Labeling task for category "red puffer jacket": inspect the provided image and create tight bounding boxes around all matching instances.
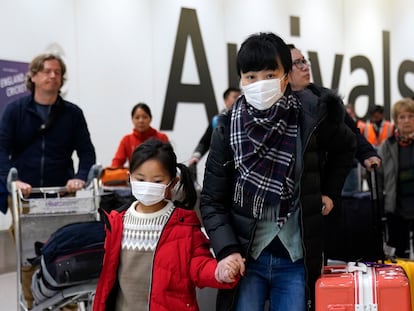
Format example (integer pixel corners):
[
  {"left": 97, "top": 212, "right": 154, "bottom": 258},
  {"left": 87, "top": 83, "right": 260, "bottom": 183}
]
[{"left": 93, "top": 205, "right": 237, "bottom": 311}]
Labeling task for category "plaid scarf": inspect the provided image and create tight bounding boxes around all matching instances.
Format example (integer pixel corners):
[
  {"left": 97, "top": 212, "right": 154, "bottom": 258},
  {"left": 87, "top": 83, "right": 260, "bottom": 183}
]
[{"left": 230, "top": 93, "right": 301, "bottom": 227}]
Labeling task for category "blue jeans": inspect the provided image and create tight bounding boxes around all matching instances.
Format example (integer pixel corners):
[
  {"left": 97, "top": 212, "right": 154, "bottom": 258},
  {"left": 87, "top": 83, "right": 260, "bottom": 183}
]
[{"left": 235, "top": 251, "right": 305, "bottom": 311}]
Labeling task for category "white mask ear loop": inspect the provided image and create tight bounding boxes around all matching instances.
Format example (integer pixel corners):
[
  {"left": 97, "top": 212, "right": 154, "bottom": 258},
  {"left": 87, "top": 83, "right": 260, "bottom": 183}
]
[
  {"left": 165, "top": 179, "right": 172, "bottom": 193},
  {"left": 280, "top": 73, "right": 288, "bottom": 93}
]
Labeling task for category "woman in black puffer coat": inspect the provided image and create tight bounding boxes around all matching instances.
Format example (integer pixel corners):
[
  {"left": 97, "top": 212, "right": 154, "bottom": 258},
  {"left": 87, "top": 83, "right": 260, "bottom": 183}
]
[{"left": 201, "top": 86, "right": 356, "bottom": 311}]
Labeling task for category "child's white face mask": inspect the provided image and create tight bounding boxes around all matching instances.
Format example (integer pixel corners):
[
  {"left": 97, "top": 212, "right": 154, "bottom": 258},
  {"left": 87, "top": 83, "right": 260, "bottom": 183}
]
[
  {"left": 241, "top": 77, "right": 285, "bottom": 110},
  {"left": 130, "top": 180, "right": 168, "bottom": 206}
]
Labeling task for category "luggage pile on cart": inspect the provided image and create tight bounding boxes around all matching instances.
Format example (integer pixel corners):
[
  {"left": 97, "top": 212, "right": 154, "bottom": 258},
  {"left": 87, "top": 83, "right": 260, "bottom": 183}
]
[
  {"left": 8, "top": 165, "right": 103, "bottom": 311},
  {"left": 30, "top": 221, "right": 105, "bottom": 306}
]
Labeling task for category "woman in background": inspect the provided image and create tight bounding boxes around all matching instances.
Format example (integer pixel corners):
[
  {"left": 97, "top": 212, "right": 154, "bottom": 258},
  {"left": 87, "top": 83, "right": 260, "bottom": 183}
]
[
  {"left": 111, "top": 103, "right": 169, "bottom": 167},
  {"left": 379, "top": 97, "right": 414, "bottom": 258}
]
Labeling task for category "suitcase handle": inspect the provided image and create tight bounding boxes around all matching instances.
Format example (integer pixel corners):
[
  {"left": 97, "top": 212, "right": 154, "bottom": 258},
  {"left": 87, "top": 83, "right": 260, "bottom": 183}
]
[
  {"left": 368, "top": 163, "right": 387, "bottom": 262},
  {"left": 369, "top": 163, "right": 378, "bottom": 201},
  {"left": 347, "top": 262, "right": 368, "bottom": 273},
  {"left": 323, "top": 266, "right": 348, "bottom": 274}
]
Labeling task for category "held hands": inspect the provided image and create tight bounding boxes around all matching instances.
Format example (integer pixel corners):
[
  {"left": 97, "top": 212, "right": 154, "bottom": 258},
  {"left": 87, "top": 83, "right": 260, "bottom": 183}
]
[{"left": 215, "top": 253, "right": 246, "bottom": 283}]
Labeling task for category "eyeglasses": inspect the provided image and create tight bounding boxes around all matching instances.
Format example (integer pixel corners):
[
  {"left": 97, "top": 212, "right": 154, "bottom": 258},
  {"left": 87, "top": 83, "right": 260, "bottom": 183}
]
[{"left": 292, "top": 58, "right": 311, "bottom": 70}]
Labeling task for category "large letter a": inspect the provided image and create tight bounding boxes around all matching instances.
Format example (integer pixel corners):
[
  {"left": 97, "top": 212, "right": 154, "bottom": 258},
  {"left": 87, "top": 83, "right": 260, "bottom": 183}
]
[{"left": 160, "top": 8, "right": 217, "bottom": 130}]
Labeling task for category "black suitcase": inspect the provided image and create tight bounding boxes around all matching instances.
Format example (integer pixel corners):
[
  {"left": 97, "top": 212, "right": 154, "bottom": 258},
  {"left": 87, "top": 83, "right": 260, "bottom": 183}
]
[{"left": 324, "top": 166, "right": 384, "bottom": 262}]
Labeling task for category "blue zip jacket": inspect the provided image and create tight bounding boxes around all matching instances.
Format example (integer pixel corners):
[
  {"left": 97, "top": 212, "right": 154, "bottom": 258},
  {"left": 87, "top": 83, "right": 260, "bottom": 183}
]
[{"left": 0, "top": 94, "right": 96, "bottom": 187}]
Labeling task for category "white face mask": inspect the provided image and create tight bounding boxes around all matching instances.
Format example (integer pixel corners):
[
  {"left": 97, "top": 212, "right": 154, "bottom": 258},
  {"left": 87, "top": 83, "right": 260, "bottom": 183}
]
[
  {"left": 241, "top": 77, "right": 285, "bottom": 110},
  {"left": 130, "top": 180, "right": 168, "bottom": 206}
]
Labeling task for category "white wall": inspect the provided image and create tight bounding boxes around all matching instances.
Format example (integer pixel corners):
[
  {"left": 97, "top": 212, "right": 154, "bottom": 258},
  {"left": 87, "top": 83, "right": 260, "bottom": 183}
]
[
  {"left": 0, "top": 1, "right": 413, "bottom": 229},
  {"left": 75, "top": 0, "right": 411, "bottom": 162}
]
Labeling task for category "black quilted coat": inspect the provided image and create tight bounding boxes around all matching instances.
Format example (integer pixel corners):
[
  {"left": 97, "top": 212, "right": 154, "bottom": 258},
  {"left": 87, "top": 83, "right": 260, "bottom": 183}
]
[{"left": 200, "top": 86, "right": 356, "bottom": 310}]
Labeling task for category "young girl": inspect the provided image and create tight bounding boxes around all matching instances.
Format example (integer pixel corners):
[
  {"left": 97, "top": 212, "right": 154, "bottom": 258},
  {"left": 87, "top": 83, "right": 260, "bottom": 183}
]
[{"left": 94, "top": 139, "right": 239, "bottom": 311}]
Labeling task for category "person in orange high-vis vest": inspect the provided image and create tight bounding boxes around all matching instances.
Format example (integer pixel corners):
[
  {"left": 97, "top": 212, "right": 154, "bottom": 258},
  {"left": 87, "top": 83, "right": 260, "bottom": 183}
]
[
  {"left": 364, "top": 105, "right": 394, "bottom": 148},
  {"left": 346, "top": 104, "right": 366, "bottom": 134}
]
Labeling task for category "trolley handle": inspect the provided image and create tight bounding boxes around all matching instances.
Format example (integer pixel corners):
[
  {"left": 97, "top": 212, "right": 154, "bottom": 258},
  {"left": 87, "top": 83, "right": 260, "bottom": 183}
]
[
  {"left": 86, "top": 163, "right": 103, "bottom": 187},
  {"left": 31, "top": 186, "right": 68, "bottom": 194},
  {"left": 7, "top": 168, "right": 69, "bottom": 196},
  {"left": 8, "top": 164, "right": 102, "bottom": 198},
  {"left": 7, "top": 167, "right": 18, "bottom": 192},
  {"left": 30, "top": 186, "right": 67, "bottom": 193}
]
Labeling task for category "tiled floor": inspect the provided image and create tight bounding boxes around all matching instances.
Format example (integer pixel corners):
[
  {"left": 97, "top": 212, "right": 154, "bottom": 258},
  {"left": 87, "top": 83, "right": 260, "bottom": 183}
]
[
  {"left": 0, "top": 230, "right": 17, "bottom": 309},
  {"left": 0, "top": 230, "right": 16, "bottom": 274},
  {"left": 0, "top": 272, "right": 17, "bottom": 309}
]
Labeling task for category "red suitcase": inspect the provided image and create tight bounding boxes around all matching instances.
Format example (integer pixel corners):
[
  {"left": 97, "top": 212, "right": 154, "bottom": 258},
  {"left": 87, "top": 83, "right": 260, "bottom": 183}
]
[{"left": 315, "top": 262, "right": 411, "bottom": 311}]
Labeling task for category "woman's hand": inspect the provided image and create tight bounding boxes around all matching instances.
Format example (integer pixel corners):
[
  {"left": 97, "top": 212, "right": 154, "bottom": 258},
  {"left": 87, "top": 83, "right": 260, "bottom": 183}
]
[{"left": 321, "top": 195, "right": 334, "bottom": 216}]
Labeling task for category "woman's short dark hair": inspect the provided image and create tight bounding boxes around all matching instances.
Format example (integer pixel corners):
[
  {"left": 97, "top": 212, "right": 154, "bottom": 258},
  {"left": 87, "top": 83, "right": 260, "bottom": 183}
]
[
  {"left": 236, "top": 32, "right": 292, "bottom": 76},
  {"left": 131, "top": 102, "right": 152, "bottom": 118}
]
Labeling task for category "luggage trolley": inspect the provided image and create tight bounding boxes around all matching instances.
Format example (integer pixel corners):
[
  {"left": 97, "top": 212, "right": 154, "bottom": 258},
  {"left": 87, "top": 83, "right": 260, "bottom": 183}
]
[{"left": 8, "top": 164, "right": 102, "bottom": 311}]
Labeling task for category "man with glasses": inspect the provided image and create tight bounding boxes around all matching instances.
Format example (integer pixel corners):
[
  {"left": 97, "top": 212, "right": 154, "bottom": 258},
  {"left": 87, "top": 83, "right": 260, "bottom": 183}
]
[
  {"left": 288, "top": 44, "right": 380, "bottom": 171},
  {"left": 288, "top": 45, "right": 385, "bottom": 267},
  {"left": 0, "top": 53, "right": 96, "bottom": 309},
  {"left": 288, "top": 46, "right": 312, "bottom": 92}
]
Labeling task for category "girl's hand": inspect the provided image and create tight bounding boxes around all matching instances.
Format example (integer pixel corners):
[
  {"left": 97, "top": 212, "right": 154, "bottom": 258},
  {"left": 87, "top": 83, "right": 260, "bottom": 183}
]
[{"left": 215, "top": 253, "right": 245, "bottom": 283}]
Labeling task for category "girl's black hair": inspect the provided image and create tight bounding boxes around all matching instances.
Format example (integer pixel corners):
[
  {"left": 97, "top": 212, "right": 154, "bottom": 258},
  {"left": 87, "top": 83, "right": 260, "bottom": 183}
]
[
  {"left": 131, "top": 102, "right": 152, "bottom": 118},
  {"left": 236, "top": 32, "right": 292, "bottom": 76},
  {"left": 129, "top": 138, "right": 197, "bottom": 209}
]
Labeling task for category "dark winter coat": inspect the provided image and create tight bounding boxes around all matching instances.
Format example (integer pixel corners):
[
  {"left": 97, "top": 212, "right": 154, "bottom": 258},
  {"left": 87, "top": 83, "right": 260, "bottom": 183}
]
[
  {"left": 308, "top": 84, "right": 378, "bottom": 165},
  {"left": 0, "top": 95, "right": 96, "bottom": 186},
  {"left": 200, "top": 88, "right": 356, "bottom": 310}
]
